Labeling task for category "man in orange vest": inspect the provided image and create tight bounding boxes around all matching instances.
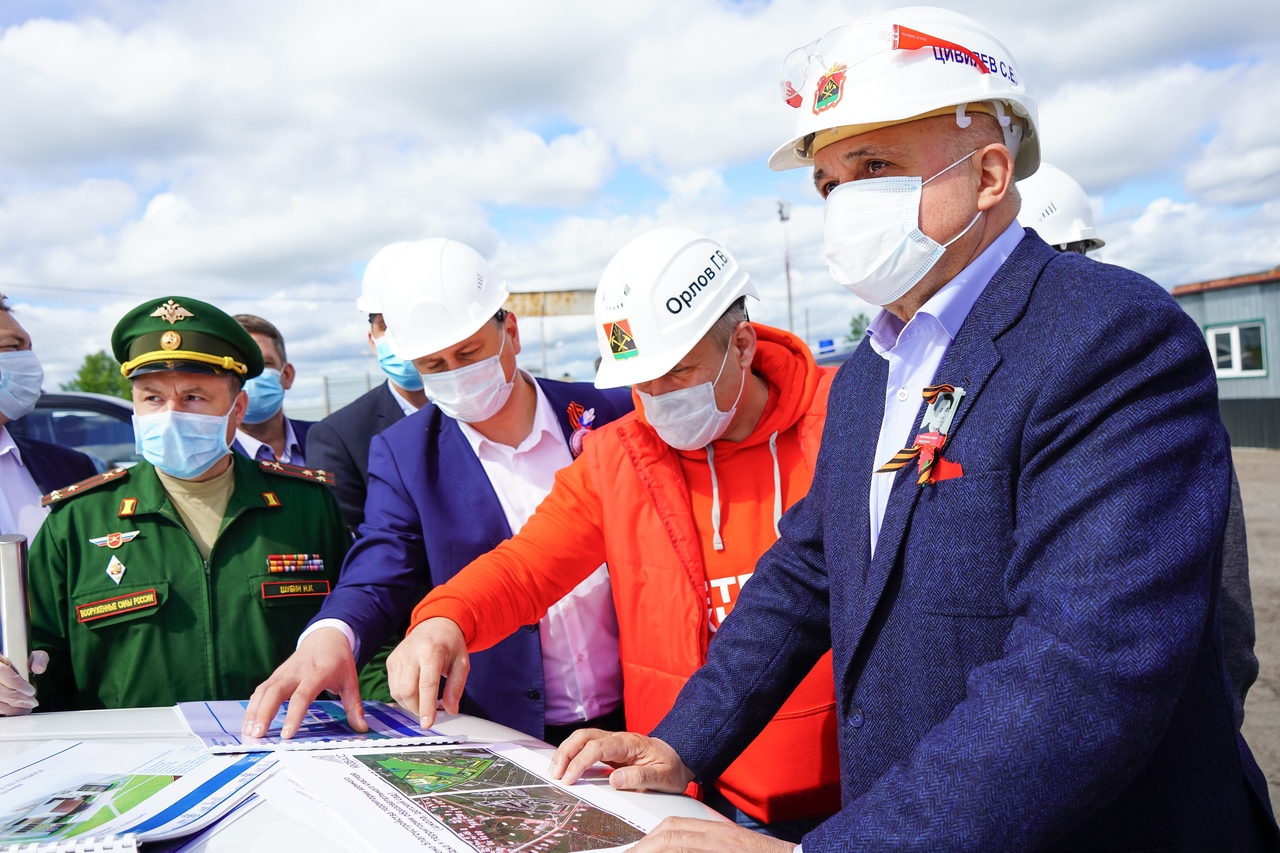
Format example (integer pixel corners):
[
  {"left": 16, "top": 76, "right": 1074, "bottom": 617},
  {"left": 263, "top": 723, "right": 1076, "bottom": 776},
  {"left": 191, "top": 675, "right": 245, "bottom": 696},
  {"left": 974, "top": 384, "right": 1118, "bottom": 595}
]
[{"left": 388, "top": 227, "right": 840, "bottom": 841}]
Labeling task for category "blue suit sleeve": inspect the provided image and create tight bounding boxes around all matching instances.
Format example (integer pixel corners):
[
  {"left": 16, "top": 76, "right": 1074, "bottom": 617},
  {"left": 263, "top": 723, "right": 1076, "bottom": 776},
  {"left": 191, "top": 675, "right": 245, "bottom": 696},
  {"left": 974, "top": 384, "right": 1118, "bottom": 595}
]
[{"left": 312, "top": 431, "right": 428, "bottom": 665}]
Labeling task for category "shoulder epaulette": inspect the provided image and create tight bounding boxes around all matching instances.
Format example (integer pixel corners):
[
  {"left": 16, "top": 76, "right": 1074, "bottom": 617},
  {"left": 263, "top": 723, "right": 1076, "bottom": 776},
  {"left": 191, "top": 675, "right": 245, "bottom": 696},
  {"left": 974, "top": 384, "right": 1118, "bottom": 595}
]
[
  {"left": 258, "top": 459, "right": 336, "bottom": 486},
  {"left": 41, "top": 467, "right": 130, "bottom": 507}
]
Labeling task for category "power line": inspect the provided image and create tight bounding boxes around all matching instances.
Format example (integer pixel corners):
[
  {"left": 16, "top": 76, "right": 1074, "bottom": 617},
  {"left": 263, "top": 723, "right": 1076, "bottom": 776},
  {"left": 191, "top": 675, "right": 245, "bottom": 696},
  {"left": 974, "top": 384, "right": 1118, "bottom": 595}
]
[{"left": 0, "top": 280, "right": 354, "bottom": 304}]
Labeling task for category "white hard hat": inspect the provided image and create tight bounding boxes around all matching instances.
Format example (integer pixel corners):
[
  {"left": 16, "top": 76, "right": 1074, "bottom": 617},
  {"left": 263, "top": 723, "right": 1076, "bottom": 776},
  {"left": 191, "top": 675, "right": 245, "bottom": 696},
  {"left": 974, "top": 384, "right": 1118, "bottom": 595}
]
[
  {"left": 1016, "top": 162, "right": 1105, "bottom": 252},
  {"left": 771, "top": 6, "right": 1040, "bottom": 179},
  {"left": 380, "top": 238, "right": 510, "bottom": 360},
  {"left": 356, "top": 241, "right": 414, "bottom": 315},
  {"left": 594, "top": 227, "right": 758, "bottom": 389}
]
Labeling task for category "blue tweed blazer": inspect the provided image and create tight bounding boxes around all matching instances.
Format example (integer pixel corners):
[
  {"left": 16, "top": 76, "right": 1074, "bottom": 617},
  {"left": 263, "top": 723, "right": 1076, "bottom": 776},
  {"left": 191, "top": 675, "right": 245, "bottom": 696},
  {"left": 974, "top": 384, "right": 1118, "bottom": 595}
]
[{"left": 652, "top": 231, "right": 1279, "bottom": 851}]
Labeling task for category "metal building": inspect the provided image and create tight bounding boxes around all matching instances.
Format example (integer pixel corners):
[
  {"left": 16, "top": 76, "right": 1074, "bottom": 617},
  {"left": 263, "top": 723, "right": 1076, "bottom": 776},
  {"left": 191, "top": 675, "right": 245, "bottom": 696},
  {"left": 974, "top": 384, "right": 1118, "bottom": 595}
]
[{"left": 1173, "top": 266, "right": 1280, "bottom": 448}]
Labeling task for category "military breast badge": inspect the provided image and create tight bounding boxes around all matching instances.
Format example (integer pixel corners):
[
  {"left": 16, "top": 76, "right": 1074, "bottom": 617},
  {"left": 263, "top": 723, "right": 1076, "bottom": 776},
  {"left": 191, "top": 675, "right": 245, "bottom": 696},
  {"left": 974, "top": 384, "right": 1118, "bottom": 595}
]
[{"left": 105, "top": 555, "right": 127, "bottom": 584}]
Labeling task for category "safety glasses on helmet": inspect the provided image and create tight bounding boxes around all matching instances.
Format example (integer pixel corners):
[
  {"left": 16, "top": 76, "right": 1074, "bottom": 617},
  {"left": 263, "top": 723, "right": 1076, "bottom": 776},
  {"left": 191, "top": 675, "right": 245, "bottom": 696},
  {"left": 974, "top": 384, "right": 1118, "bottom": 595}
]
[{"left": 780, "top": 23, "right": 992, "bottom": 109}]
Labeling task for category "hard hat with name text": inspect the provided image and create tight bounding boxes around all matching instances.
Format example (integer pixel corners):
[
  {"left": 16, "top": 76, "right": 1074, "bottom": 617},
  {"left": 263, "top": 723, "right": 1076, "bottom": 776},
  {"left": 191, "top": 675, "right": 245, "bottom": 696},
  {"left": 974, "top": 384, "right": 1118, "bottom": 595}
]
[
  {"left": 356, "top": 241, "right": 414, "bottom": 315},
  {"left": 1017, "top": 162, "right": 1105, "bottom": 252},
  {"left": 771, "top": 6, "right": 1040, "bottom": 179},
  {"left": 594, "top": 227, "right": 758, "bottom": 389},
  {"left": 380, "top": 238, "right": 510, "bottom": 360}
]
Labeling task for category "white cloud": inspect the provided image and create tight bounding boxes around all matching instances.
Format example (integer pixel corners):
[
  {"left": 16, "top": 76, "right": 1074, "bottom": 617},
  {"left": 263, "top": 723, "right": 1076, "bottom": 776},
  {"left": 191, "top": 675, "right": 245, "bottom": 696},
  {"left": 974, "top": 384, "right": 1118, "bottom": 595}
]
[{"left": 0, "top": 0, "right": 1275, "bottom": 413}]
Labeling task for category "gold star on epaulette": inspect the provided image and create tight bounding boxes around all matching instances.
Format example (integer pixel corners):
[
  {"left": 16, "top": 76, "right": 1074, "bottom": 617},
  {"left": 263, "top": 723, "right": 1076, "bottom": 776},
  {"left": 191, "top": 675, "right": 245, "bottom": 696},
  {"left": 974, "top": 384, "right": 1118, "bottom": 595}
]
[
  {"left": 42, "top": 467, "right": 130, "bottom": 507},
  {"left": 258, "top": 459, "right": 335, "bottom": 486}
]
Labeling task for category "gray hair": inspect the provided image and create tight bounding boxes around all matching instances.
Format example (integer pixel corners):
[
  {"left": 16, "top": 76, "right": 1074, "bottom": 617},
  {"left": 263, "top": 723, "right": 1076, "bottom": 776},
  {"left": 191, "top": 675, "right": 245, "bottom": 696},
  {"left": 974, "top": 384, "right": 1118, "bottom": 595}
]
[
  {"left": 708, "top": 297, "right": 749, "bottom": 350},
  {"left": 945, "top": 111, "right": 1021, "bottom": 205}
]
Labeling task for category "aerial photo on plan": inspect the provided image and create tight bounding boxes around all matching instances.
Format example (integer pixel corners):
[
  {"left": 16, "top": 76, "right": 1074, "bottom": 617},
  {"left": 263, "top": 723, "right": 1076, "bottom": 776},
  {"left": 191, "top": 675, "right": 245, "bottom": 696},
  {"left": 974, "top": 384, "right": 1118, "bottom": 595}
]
[
  {"left": 355, "top": 748, "right": 645, "bottom": 852},
  {"left": 357, "top": 748, "right": 544, "bottom": 795},
  {"left": 422, "top": 785, "right": 644, "bottom": 852}
]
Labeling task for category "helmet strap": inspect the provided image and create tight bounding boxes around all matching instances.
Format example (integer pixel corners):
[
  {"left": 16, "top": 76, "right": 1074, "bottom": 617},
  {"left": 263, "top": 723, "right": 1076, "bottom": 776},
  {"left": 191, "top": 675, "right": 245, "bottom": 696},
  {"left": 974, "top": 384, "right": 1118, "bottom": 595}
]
[{"left": 955, "top": 101, "right": 1023, "bottom": 168}]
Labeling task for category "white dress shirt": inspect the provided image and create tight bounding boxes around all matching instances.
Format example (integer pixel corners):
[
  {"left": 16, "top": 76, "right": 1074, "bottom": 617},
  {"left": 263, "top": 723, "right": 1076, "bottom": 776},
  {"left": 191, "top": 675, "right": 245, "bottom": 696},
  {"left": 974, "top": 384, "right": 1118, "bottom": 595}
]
[
  {"left": 387, "top": 378, "right": 421, "bottom": 417},
  {"left": 0, "top": 426, "right": 50, "bottom": 544},
  {"left": 866, "top": 221, "right": 1024, "bottom": 556},
  {"left": 455, "top": 376, "right": 623, "bottom": 725},
  {"left": 235, "top": 417, "right": 303, "bottom": 465}
]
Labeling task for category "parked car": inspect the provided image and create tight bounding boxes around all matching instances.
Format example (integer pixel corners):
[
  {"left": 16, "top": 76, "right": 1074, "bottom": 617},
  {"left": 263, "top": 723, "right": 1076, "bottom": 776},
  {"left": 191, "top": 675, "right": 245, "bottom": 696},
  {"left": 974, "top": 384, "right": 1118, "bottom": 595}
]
[{"left": 7, "top": 392, "right": 140, "bottom": 472}]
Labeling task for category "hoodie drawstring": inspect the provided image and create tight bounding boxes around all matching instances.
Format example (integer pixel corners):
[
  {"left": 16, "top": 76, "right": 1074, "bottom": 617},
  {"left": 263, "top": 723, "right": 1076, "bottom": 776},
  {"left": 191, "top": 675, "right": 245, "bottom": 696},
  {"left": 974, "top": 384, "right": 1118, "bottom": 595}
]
[
  {"left": 705, "top": 432, "right": 783, "bottom": 551},
  {"left": 769, "top": 431, "right": 782, "bottom": 538},
  {"left": 707, "top": 443, "right": 724, "bottom": 551}
]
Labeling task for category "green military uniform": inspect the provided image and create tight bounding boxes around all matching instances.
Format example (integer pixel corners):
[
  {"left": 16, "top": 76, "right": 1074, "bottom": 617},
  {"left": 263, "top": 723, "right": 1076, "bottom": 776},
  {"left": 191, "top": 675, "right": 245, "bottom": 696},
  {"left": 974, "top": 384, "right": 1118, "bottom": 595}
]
[
  {"left": 29, "top": 456, "right": 349, "bottom": 710},
  {"left": 26, "top": 294, "right": 350, "bottom": 710}
]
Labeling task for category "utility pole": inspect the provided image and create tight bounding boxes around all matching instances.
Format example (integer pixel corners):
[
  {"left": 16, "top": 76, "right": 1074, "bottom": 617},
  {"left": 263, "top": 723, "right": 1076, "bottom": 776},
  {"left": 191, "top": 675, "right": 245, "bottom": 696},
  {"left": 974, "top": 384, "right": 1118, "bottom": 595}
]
[{"left": 778, "top": 201, "right": 793, "bottom": 332}]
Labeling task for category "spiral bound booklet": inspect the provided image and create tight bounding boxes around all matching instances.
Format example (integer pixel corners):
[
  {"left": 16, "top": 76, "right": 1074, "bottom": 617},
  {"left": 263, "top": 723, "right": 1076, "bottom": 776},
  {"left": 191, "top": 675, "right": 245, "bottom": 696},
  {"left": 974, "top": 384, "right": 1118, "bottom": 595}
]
[
  {"left": 0, "top": 740, "right": 276, "bottom": 853},
  {"left": 177, "top": 699, "right": 461, "bottom": 753}
]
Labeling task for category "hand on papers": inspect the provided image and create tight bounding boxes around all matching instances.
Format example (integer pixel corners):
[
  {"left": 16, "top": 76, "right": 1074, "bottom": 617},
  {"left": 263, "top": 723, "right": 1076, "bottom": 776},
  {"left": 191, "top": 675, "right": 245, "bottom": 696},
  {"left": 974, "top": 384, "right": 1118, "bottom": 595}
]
[
  {"left": 628, "top": 817, "right": 798, "bottom": 852},
  {"left": 0, "top": 650, "right": 47, "bottom": 715},
  {"left": 387, "top": 616, "right": 469, "bottom": 728},
  {"left": 548, "top": 733, "right": 794, "bottom": 852},
  {"left": 243, "top": 627, "right": 366, "bottom": 738},
  {"left": 549, "top": 729, "right": 695, "bottom": 793}
]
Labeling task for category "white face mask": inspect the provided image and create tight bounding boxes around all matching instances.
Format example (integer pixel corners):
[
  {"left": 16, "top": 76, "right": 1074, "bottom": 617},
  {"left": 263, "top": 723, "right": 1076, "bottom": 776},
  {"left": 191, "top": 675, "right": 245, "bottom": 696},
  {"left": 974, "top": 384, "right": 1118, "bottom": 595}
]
[
  {"left": 0, "top": 349, "right": 44, "bottom": 421},
  {"left": 638, "top": 344, "right": 745, "bottom": 451},
  {"left": 419, "top": 331, "right": 515, "bottom": 424},
  {"left": 822, "top": 150, "right": 983, "bottom": 306}
]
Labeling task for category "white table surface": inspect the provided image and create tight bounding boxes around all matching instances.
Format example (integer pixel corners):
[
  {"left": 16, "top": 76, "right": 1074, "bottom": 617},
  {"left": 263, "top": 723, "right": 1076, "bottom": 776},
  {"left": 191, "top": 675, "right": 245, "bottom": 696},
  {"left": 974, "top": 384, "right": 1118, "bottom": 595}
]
[{"left": 0, "top": 706, "right": 723, "bottom": 850}]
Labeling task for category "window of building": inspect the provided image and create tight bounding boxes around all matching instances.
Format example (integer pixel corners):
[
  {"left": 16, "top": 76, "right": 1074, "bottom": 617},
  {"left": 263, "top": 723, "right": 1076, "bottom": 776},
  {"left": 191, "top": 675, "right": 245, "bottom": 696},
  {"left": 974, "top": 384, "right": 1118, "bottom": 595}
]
[{"left": 1206, "top": 322, "right": 1266, "bottom": 378}]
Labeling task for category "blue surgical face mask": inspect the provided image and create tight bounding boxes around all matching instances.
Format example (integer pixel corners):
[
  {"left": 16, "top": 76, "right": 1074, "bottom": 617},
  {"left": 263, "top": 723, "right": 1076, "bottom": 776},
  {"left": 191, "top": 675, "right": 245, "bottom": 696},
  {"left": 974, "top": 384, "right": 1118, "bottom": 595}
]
[
  {"left": 0, "top": 349, "right": 44, "bottom": 421},
  {"left": 376, "top": 337, "right": 424, "bottom": 392},
  {"left": 133, "top": 409, "right": 232, "bottom": 480},
  {"left": 242, "top": 368, "right": 285, "bottom": 424}
]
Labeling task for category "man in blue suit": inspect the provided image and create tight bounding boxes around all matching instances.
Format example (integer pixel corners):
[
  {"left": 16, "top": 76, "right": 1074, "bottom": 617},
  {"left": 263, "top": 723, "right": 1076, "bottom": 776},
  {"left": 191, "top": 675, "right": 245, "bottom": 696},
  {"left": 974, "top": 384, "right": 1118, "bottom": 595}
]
[
  {"left": 231, "top": 314, "right": 313, "bottom": 465},
  {"left": 305, "top": 243, "right": 429, "bottom": 533},
  {"left": 551, "top": 8, "right": 1278, "bottom": 851},
  {"left": 245, "top": 238, "right": 634, "bottom": 744}
]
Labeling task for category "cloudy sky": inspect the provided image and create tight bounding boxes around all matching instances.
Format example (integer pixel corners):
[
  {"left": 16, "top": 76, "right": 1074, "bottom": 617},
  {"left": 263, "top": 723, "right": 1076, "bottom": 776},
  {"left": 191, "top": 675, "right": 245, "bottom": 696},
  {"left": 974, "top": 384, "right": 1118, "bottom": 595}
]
[{"left": 2, "top": 0, "right": 1278, "bottom": 417}]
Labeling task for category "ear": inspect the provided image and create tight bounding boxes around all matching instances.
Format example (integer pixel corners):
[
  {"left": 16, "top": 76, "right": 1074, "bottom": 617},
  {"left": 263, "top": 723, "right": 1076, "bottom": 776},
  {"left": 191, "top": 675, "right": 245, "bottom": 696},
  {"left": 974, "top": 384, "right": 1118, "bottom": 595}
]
[
  {"left": 280, "top": 362, "right": 296, "bottom": 390},
  {"left": 367, "top": 329, "right": 378, "bottom": 356},
  {"left": 504, "top": 311, "right": 522, "bottom": 357},
  {"left": 975, "top": 143, "right": 1015, "bottom": 212},
  {"left": 732, "top": 321, "right": 757, "bottom": 370},
  {"left": 227, "top": 388, "right": 249, "bottom": 437}
]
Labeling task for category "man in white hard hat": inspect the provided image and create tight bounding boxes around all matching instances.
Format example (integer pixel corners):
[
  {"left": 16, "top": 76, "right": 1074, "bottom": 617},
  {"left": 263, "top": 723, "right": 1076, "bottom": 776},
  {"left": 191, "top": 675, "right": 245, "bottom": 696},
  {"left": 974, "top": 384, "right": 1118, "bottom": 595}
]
[
  {"left": 1018, "top": 164, "right": 1259, "bottom": 728},
  {"left": 306, "top": 243, "right": 428, "bottom": 532},
  {"left": 1016, "top": 162, "right": 1106, "bottom": 254},
  {"left": 551, "top": 8, "right": 1278, "bottom": 851},
  {"left": 244, "top": 238, "right": 634, "bottom": 743},
  {"left": 387, "top": 227, "right": 842, "bottom": 841}
]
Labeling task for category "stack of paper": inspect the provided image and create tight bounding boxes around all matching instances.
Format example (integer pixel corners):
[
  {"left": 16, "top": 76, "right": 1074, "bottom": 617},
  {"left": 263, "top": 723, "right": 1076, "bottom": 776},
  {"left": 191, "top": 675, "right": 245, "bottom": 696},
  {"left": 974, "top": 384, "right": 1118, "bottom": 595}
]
[
  {"left": 0, "top": 740, "right": 275, "bottom": 852},
  {"left": 176, "top": 700, "right": 460, "bottom": 753}
]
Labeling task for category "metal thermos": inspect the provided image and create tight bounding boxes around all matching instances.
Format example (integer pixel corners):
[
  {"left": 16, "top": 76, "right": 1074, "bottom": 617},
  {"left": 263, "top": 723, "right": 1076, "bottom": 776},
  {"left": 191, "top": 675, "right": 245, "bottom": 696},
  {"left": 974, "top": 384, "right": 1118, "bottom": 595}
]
[{"left": 0, "top": 533, "right": 30, "bottom": 682}]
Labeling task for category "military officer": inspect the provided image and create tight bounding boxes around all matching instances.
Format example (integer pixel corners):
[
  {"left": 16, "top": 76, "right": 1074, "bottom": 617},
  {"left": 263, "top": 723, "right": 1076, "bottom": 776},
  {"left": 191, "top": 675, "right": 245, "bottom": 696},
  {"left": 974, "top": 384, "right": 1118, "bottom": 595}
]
[{"left": 3, "top": 296, "right": 349, "bottom": 714}]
